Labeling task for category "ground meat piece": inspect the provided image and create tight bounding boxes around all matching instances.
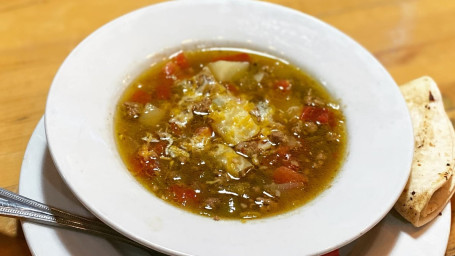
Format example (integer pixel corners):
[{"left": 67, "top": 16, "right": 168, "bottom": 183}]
[
  {"left": 291, "top": 121, "right": 304, "bottom": 135},
  {"left": 192, "top": 97, "right": 212, "bottom": 114},
  {"left": 255, "top": 197, "right": 278, "bottom": 212},
  {"left": 203, "top": 197, "right": 221, "bottom": 209},
  {"left": 289, "top": 160, "right": 300, "bottom": 169},
  {"left": 209, "top": 170, "right": 230, "bottom": 185},
  {"left": 235, "top": 141, "right": 261, "bottom": 156},
  {"left": 291, "top": 120, "right": 318, "bottom": 136},
  {"left": 194, "top": 67, "right": 215, "bottom": 88},
  {"left": 303, "top": 89, "right": 325, "bottom": 106},
  {"left": 304, "top": 96, "right": 325, "bottom": 106},
  {"left": 304, "top": 122, "right": 318, "bottom": 133},
  {"left": 249, "top": 100, "right": 275, "bottom": 124},
  {"left": 270, "top": 130, "right": 288, "bottom": 144},
  {"left": 270, "top": 130, "right": 302, "bottom": 150},
  {"left": 122, "top": 101, "right": 143, "bottom": 119},
  {"left": 261, "top": 65, "right": 273, "bottom": 74},
  {"left": 316, "top": 151, "right": 327, "bottom": 161},
  {"left": 326, "top": 131, "right": 340, "bottom": 142},
  {"left": 312, "top": 151, "right": 327, "bottom": 169}
]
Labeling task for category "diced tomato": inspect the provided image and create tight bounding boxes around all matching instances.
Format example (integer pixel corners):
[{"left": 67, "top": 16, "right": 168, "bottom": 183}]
[
  {"left": 169, "top": 185, "right": 198, "bottom": 205},
  {"left": 274, "top": 80, "right": 292, "bottom": 91},
  {"left": 152, "top": 141, "right": 167, "bottom": 156},
  {"left": 261, "top": 153, "right": 279, "bottom": 167},
  {"left": 155, "top": 84, "right": 171, "bottom": 100},
  {"left": 129, "top": 89, "right": 150, "bottom": 104},
  {"left": 143, "top": 159, "right": 159, "bottom": 177},
  {"left": 164, "top": 61, "right": 178, "bottom": 76},
  {"left": 195, "top": 126, "right": 212, "bottom": 137},
  {"left": 225, "top": 83, "right": 239, "bottom": 95},
  {"left": 157, "top": 52, "right": 190, "bottom": 99},
  {"left": 174, "top": 52, "right": 189, "bottom": 69},
  {"left": 321, "top": 249, "right": 339, "bottom": 256},
  {"left": 214, "top": 53, "right": 250, "bottom": 62},
  {"left": 130, "top": 155, "right": 159, "bottom": 177},
  {"left": 300, "top": 106, "right": 318, "bottom": 121},
  {"left": 300, "top": 106, "right": 335, "bottom": 126},
  {"left": 155, "top": 78, "right": 173, "bottom": 100},
  {"left": 169, "top": 122, "right": 182, "bottom": 136},
  {"left": 130, "top": 156, "right": 143, "bottom": 173},
  {"left": 317, "top": 110, "right": 330, "bottom": 124},
  {"left": 162, "top": 52, "right": 189, "bottom": 77},
  {"left": 273, "top": 166, "right": 308, "bottom": 184},
  {"left": 276, "top": 146, "right": 291, "bottom": 160}
]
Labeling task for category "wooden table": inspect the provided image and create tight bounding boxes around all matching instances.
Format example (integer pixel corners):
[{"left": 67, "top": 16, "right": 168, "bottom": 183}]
[{"left": 1, "top": 0, "right": 455, "bottom": 255}]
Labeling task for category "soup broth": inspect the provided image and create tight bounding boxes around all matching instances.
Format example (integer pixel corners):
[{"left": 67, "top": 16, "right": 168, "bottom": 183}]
[{"left": 114, "top": 49, "right": 346, "bottom": 220}]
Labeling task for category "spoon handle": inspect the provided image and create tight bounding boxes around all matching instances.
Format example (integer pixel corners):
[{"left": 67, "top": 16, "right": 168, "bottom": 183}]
[
  {"left": 0, "top": 188, "right": 107, "bottom": 227},
  {"left": 0, "top": 188, "right": 152, "bottom": 252}
]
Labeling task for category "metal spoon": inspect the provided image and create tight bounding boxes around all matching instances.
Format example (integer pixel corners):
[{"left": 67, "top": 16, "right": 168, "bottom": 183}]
[{"left": 0, "top": 187, "right": 162, "bottom": 255}]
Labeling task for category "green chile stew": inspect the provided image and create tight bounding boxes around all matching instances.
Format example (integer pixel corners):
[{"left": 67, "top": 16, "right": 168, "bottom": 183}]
[{"left": 114, "top": 49, "right": 347, "bottom": 220}]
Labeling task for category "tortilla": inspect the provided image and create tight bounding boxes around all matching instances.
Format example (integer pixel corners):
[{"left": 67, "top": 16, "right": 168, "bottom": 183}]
[{"left": 394, "top": 76, "right": 455, "bottom": 227}]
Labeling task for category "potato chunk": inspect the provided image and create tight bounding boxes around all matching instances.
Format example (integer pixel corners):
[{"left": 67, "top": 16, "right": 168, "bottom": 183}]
[
  {"left": 208, "top": 61, "right": 249, "bottom": 82},
  {"left": 211, "top": 144, "right": 253, "bottom": 178},
  {"left": 139, "top": 103, "right": 165, "bottom": 127}
]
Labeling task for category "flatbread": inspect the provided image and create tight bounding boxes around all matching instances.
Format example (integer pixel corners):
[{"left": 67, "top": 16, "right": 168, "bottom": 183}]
[{"left": 394, "top": 76, "right": 455, "bottom": 227}]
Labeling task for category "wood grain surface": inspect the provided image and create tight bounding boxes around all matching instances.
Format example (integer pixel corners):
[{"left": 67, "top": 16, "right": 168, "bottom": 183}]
[{"left": 1, "top": 0, "right": 455, "bottom": 255}]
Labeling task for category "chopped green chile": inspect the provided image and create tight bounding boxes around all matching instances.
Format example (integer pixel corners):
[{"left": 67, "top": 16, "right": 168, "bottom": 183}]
[{"left": 114, "top": 49, "right": 347, "bottom": 220}]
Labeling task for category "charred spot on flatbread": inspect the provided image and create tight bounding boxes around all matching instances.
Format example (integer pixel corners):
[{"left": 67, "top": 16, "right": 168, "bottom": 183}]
[{"left": 429, "top": 91, "right": 435, "bottom": 102}]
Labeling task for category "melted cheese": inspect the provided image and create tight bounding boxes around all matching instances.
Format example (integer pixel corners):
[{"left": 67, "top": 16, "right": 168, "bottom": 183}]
[{"left": 210, "top": 100, "right": 260, "bottom": 145}]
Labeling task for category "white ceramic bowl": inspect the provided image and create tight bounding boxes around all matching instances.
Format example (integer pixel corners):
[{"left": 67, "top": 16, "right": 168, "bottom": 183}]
[{"left": 45, "top": 1, "right": 414, "bottom": 255}]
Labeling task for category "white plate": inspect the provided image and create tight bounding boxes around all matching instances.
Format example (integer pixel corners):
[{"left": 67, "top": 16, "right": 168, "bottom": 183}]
[
  {"left": 19, "top": 118, "right": 152, "bottom": 256},
  {"left": 44, "top": 1, "right": 414, "bottom": 255},
  {"left": 20, "top": 118, "right": 451, "bottom": 255}
]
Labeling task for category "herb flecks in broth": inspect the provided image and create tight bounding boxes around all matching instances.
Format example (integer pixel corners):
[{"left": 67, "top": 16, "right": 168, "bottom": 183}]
[{"left": 114, "top": 49, "right": 346, "bottom": 220}]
